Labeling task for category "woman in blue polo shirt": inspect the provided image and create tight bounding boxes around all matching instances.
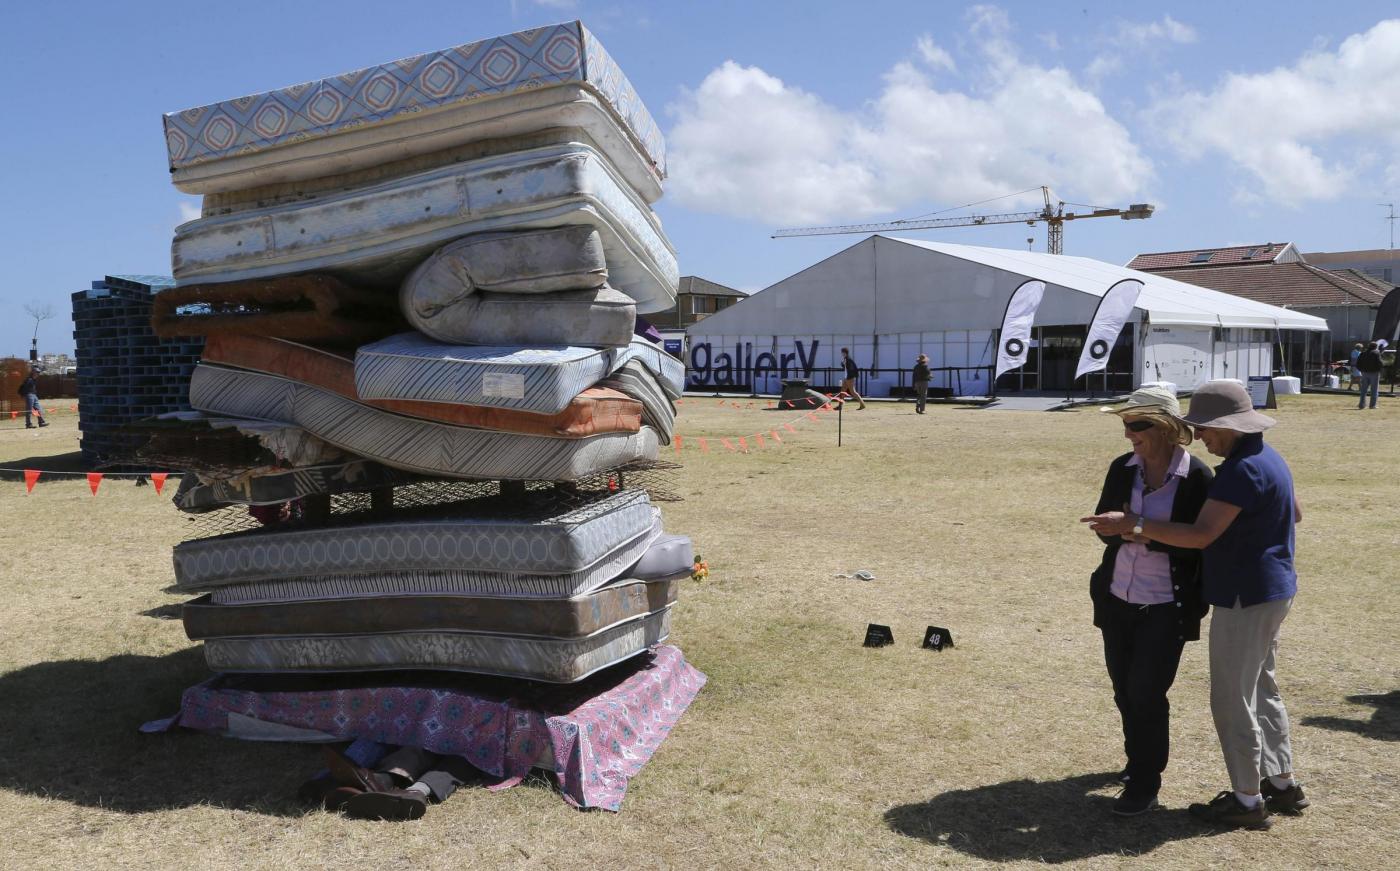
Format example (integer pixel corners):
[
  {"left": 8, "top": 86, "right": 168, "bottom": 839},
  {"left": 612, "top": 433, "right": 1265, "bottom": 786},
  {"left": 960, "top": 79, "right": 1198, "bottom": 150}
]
[{"left": 1083, "top": 379, "right": 1304, "bottom": 830}]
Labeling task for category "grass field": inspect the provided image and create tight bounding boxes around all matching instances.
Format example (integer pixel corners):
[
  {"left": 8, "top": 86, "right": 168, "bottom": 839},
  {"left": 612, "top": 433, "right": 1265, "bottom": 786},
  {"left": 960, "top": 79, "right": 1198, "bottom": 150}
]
[{"left": 1, "top": 393, "right": 1396, "bottom": 869}]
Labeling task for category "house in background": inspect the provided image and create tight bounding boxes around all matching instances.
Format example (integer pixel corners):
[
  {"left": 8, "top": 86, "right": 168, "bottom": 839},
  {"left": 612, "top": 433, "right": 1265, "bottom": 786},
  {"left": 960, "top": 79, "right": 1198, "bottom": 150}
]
[
  {"left": 649, "top": 276, "right": 747, "bottom": 359},
  {"left": 1305, "top": 248, "right": 1400, "bottom": 284},
  {"left": 1128, "top": 243, "right": 1394, "bottom": 365}
]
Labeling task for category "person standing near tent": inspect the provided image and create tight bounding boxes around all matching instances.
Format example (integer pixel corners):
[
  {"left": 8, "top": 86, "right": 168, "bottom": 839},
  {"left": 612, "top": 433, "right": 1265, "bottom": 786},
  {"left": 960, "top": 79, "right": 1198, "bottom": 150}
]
[
  {"left": 1348, "top": 343, "right": 1363, "bottom": 390},
  {"left": 18, "top": 369, "right": 47, "bottom": 429},
  {"left": 839, "top": 348, "right": 866, "bottom": 410},
  {"left": 1083, "top": 380, "right": 1305, "bottom": 830},
  {"left": 1085, "top": 386, "right": 1211, "bottom": 817},
  {"left": 912, "top": 354, "right": 931, "bottom": 414},
  {"left": 1355, "top": 341, "right": 1382, "bottom": 409}
]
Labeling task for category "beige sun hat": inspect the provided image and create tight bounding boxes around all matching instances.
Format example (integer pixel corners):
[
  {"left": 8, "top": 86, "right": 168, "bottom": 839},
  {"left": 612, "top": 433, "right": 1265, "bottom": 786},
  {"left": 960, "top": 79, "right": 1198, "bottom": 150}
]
[
  {"left": 1101, "top": 384, "right": 1191, "bottom": 444},
  {"left": 1177, "top": 379, "right": 1275, "bottom": 433}
]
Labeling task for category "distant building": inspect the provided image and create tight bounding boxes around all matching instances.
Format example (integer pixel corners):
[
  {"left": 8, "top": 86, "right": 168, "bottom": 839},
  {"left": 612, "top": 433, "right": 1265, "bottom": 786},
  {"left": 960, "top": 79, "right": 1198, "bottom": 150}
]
[
  {"left": 648, "top": 276, "right": 747, "bottom": 330},
  {"left": 1304, "top": 248, "right": 1400, "bottom": 284},
  {"left": 1129, "top": 243, "right": 1394, "bottom": 360}
]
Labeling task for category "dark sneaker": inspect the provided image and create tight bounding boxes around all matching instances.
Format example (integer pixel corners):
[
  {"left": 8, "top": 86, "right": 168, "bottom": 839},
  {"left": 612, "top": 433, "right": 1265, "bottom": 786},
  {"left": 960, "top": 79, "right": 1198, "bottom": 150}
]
[
  {"left": 344, "top": 788, "right": 429, "bottom": 821},
  {"left": 1112, "top": 789, "right": 1159, "bottom": 817},
  {"left": 38, "top": 420, "right": 48, "bottom": 427},
  {"left": 1188, "top": 790, "right": 1271, "bottom": 829},
  {"left": 1260, "top": 778, "right": 1310, "bottom": 814}
]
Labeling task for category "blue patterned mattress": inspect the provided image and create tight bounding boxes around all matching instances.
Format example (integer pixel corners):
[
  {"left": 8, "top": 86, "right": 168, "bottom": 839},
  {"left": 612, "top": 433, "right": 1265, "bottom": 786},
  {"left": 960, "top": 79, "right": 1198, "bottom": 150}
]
[
  {"left": 175, "top": 488, "right": 655, "bottom": 589},
  {"left": 163, "top": 22, "right": 666, "bottom": 203},
  {"left": 200, "top": 606, "right": 672, "bottom": 683},
  {"left": 189, "top": 363, "right": 657, "bottom": 480},
  {"left": 170, "top": 141, "right": 677, "bottom": 313}
]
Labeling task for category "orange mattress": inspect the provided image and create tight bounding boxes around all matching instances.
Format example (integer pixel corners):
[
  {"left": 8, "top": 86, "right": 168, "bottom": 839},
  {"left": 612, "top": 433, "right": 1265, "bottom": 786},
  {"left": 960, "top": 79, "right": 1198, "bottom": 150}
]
[{"left": 200, "top": 334, "right": 642, "bottom": 438}]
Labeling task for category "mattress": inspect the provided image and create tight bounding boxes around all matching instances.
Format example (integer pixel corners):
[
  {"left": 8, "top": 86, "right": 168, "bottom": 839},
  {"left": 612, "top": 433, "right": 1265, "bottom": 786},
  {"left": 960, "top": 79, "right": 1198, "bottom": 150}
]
[
  {"left": 600, "top": 360, "right": 676, "bottom": 445},
  {"left": 184, "top": 573, "right": 683, "bottom": 640},
  {"left": 151, "top": 274, "right": 405, "bottom": 343},
  {"left": 172, "top": 460, "right": 420, "bottom": 512},
  {"left": 201, "top": 606, "right": 672, "bottom": 683},
  {"left": 188, "top": 364, "right": 658, "bottom": 480},
  {"left": 408, "top": 285, "right": 636, "bottom": 348},
  {"left": 200, "top": 334, "right": 642, "bottom": 437},
  {"left": 164, "top": 22, "right": 666, "bottom": 202},
  {"left": 617, "top": 338, "right": 685, "bottom": 398},
  {"left": 626, "top": 533, "right": 694, "bottom": 580},
  {"left": 174, "top": 488, "right": 655, "bottom": 589},
  {"left": 207, "top": 515, "right": 664, "bottom": 604},
  {"left": 170, "top": 141, "right": 678, "bottom": 314}
]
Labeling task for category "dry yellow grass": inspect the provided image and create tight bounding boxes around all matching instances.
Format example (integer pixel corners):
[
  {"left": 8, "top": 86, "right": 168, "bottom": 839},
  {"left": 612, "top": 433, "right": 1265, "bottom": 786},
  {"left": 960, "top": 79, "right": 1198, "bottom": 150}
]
[{"left": 1, "top": 394, "right": 1396, "bottom": 869}]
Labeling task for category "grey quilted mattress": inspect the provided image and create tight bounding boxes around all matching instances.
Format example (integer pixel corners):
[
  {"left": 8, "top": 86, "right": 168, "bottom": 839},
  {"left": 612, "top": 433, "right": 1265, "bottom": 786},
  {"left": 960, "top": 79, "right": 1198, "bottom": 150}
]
[
  {"left": 188, "top": 363, "right": 657, "bottom": 480},
  {"left": 174, "top": 488, "right": 656, "bottom": 590},
  {"left": 206, "top": 515, "right": 664, "bottom": 604},
  {"left": 201, "top": 606, "right": 672, "bottom": 683},
  {"left": 163, "top": 22, "right": 666, "bottom": 203},
  {"left": 170, "top": 141, "right": 677, "bottom": 313},
  {"left": 355, "top": 334, "right": 679, "bottom": 415}
]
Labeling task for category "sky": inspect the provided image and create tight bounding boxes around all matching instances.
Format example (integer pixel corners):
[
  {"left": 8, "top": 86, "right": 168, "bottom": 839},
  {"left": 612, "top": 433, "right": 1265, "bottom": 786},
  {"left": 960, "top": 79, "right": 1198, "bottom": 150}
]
[{"left": 3, "top": 0, "right": 1399, "bottom": 356}]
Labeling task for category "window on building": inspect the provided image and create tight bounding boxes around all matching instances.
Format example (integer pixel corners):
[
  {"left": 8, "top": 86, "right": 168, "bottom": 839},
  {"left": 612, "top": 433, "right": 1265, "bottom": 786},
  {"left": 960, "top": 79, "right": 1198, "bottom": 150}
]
[
  {"left": 1191, "top": 252, "right": 1213, "bottom": 263},
  {"left": 1242, "top": 248, "right": 1259, "bottom": 259}
]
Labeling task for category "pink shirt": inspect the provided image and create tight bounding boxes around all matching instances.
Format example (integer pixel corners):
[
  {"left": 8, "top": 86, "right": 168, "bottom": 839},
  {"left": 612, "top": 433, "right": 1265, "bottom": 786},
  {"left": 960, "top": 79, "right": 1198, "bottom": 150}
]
[{"left": 1110, "top": 446, "right": 1192, "bottom": 605}]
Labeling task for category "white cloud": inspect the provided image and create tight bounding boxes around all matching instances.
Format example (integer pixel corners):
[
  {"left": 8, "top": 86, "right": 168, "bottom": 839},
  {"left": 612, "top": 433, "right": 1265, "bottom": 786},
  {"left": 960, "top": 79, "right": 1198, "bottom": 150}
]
[
  {"left": 177, "top": 200, "right": 201, "bottom": 224},
  {"left": 1114, "top": 15, "right": 1197, "bottom": 46},
  {"left": 532, "top": 0, "right": 578, "bottom": 9},
  {"left": 916, "top": 35, "right": 956, "bottom": 72},
  {"left": 667, "top": 15, "right": 1153, "bottom": 226},
  {"left": 1038, "top": 31, "right": 1061, "bottom": 52},
  {"left": 1147, "top": 19, "right": 1400, "bottom": 205}
]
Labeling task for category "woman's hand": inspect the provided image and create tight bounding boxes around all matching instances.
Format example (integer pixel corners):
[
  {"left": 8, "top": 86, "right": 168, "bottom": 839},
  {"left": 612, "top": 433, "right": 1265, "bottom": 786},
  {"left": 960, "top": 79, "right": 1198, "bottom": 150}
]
[{"left": 1081, "top": 510, "right": 1135, "bottom": 536}]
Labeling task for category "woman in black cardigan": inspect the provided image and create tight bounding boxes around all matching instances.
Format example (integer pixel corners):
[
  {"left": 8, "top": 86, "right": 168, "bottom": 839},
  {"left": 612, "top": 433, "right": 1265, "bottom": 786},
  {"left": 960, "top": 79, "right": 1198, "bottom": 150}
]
[{"left": 1088, "top": 386, "right": 1212, "bottom": 817}]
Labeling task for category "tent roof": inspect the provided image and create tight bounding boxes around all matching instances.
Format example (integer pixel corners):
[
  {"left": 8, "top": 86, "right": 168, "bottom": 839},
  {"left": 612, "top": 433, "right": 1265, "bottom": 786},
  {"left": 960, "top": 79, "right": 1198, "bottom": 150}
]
[{"left": 886, "top": 237, "right": 1329, "bottom": 331}]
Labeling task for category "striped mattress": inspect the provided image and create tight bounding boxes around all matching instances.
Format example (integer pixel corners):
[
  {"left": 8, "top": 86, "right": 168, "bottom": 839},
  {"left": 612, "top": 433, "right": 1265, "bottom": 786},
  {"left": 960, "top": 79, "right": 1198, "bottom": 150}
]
[
  {"left": 200, "top": 334, "right": 643, "bottom": 437},
  {"left": 163, "top": 22, "right": 666, "bottom": 203},
  {"left": 200, "top": 606, "right": 672, "bottom": 683},
  {"left": 188, "top": 363, "right": 658, "bottom": 480},
  {"left": 601, "top": 360, "right": 676, "bottom": 445},
  {"left": 174, "top": 489, "right": 656, "bottom": 589},
  {"left": 170, "top": 141, "right": 678, "bottom": 313}
]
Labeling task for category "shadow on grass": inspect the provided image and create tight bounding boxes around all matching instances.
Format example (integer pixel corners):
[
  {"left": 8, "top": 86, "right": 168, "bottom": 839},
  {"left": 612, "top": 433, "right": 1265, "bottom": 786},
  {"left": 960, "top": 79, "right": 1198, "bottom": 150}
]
[
  {"left": 1302, "top": 690, "right": 1400, "bottom": 741},
  {"left": 0, "top": 450, "right": 89, "bottom": 480},
  {"left": 0, "top": 648, "right": 315, "bottom": 816},
  {"left": 885, "top": 772, "right": 1220, "bottom": 863}
]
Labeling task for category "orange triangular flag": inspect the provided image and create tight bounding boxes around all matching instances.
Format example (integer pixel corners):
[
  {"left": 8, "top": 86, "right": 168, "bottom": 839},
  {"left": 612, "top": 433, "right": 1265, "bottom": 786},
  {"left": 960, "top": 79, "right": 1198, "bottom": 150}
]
[
  {"left": 699, "top": 438, "right": 709, "bottom": 453},
  {"left": 87, "top": 472, "right": 103, "bottom": 495},
  {"left": 738, "top": 436, "right": 749, "bottom": 453},
  {"left": 9, "top": 411, "right": 16, "bottom": 420},
  {"left": 771, "top": 430, "right": 782, "bottom": 443},
  {"left": 673, "top": 435, "right": 683, "bottom": 455},
  {"left": 784, "top": 422, "right": 796, "bottom": 433},
  {"left": 70, "top": 404, "right": 77, "bottom": 412},
  {"left": 152, "top": 472, "right": 168, "bottom": 495},
  {"left": 721, "top": 438, "right": 736, "bottom": 452},
  {"left": 807, "top": 413, "right": 818, "bottom": 422},
  {"left": 23, "top": 469, "right": 39, "bottom": 493},
  {"left": 753, "top": 434, "right": 765, "bottom": 449}
]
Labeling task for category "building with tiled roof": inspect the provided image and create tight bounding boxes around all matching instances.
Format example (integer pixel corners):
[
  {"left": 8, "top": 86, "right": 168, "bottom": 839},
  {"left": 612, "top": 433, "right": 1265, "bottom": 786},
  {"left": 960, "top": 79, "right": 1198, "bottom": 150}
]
[
  {"left": 649, "top": 276, "right": 747, "bottom": 330},
  {"left": 1302, "top": 248, "right": 1400, "bottom": 284},
  {"left": 1127, "top": 243, "right": 1302, "bottom": 271}
]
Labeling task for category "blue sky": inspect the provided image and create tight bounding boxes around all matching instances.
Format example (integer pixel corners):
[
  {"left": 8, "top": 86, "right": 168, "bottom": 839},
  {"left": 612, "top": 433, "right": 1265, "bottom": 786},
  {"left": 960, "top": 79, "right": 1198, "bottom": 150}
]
[{"left": 4, "top": 0, "right": 1398, "bottom": 356}]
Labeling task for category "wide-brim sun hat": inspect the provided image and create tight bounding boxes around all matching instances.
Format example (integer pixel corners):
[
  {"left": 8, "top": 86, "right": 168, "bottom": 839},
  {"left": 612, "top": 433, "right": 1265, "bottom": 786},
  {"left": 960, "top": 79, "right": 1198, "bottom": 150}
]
[
  {"left": 1176, "top": 379, "right": 1275, "bottom": 433},
  {"left": 1101, "top": 384, "right": 1192, "bottom": 444}
]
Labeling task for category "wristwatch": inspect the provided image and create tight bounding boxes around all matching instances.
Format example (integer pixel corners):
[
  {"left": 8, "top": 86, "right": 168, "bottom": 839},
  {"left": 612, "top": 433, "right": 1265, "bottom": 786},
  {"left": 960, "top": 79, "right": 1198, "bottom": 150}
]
[{"left": 1131, "top": 515, "right": 1145, "bottom": 537}]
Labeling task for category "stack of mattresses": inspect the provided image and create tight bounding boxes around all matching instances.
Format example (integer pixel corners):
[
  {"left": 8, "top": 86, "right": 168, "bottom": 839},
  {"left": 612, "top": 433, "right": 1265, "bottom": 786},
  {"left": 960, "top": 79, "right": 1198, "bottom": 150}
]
[{"left": 151, "top": 21, "right": 701, "bottom": 791}]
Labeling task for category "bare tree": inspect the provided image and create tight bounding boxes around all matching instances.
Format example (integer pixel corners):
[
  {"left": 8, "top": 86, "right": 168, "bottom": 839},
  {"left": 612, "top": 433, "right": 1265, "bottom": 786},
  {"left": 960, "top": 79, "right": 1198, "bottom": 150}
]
[{"left": 24, "top": 301, "right": 55, "bottom": 363}]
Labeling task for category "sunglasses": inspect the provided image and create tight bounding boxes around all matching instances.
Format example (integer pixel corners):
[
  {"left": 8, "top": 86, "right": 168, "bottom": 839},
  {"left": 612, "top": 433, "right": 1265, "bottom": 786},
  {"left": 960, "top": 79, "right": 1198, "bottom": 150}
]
[{"left": 1122, "top": 419, "right": 1156, "bottom": 433}]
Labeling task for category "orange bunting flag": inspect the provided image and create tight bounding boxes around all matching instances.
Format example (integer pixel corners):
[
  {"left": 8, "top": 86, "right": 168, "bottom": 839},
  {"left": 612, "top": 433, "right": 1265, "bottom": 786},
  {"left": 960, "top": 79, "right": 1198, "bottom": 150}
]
[
  {"left": 699, "top": 437, "right": 709, "bottom": 453},
  {"left": 87, "top": 472, "right": 103, "bottom": 496},
  {"left": 806, "top": 412, "right": 818, "bottom": 422},
  {"left": 754, "top": 434, "right": 765, "bottom": 449},
  {"left": 8, "top": 411, "right": 15, "bottom": 420},
  {"left": 784, "top": 422, "right": 796, "bottom": 433},
  {"left": 70, "top": 404, "right": 78, "bottom": 412},
  {"left": 721, "top": 438, "right": 736, "bottom": 452},
  {"left": 738, "top": 436, "right": 749, "bottom": 452},
  {"left": 767, "top": 400, "right": 774, "bottom": 408},
  {"left": 23, "top": 469, "right": 40, "bottom": 493},
  {"left": 152, "top": 472, "right": 168, "bottom": 495},
  {"left": 673, "top": 435, "right": 683, "bottom": 455},
  {"left": 771, "top": 429, "right": 782, "bottom": 443}
]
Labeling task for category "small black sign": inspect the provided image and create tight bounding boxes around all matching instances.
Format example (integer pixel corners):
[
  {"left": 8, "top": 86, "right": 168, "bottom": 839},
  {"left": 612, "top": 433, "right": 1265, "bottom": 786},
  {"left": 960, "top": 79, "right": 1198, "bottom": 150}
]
[
  {"left": 1089, "top": 339, "right": 1110, "bottom": 360},
  {"left": 922, "top": 626, "right": 955, "bottom": 651},
  {"left": 863, "top": 624, "right": 894, "bottom": 648},
  {"left": 1004, "top": 338, "right": 1024, "bottom": 356}
]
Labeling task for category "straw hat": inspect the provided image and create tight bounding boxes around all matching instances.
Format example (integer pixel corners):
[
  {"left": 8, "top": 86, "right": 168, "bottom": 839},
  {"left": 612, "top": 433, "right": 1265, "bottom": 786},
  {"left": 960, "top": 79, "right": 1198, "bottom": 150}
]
[
  {"left": 1176, "top": 379, "right": 1275, "bottom": 433},
  {"left": 1101, "top": 384, "right": 1192, "bottom": 444}
]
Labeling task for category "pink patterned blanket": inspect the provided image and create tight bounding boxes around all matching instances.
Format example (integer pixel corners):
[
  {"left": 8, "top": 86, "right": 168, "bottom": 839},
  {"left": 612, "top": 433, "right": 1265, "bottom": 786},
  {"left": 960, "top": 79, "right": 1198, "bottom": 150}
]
[{"left": 142, "top": 645, "right": 704, "bottom": 811}]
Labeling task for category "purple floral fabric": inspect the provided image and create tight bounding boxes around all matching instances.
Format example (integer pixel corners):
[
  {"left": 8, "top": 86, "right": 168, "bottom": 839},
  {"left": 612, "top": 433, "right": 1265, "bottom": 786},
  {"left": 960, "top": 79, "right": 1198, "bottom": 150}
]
[{"left": 147, "top": 644, "right": 705, "bottom": 811}]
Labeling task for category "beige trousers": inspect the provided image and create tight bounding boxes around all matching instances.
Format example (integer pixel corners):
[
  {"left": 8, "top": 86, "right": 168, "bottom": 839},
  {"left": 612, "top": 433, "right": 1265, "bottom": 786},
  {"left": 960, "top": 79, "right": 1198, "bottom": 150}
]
[{"left": 1208, "top": 596, "right": 1294, "bottom": 792}]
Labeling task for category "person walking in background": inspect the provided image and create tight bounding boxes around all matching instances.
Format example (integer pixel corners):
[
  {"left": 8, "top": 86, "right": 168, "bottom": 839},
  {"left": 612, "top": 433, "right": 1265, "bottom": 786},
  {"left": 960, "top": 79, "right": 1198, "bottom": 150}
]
[
  {"left": 1355, "top": 342, "right": 1382, "bottom": 409},
  {"left": 1086, "top": 386, "right": 1212, "bottom": 818},
  {"left": 839, "top": 348, "right": 866, "bottom": 410},
  {"left": 18, "top": 369, "right": 47, "bottom": 429},
  {"left": 1083, "top": 380, "right": 1305, "bottom": 830},
  {"left": 912, "top": 354, "right": 931, "bottom": 414},
  {"left": 1348, "top": 343, "right": 1363, "bottom": 391}
]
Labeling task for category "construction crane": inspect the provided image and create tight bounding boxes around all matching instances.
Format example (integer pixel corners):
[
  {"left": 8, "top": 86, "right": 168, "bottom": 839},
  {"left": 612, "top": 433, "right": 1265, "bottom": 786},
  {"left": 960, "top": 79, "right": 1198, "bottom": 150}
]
[{"left": 772, "top": 186, "right": 1153, "bottom": 254}]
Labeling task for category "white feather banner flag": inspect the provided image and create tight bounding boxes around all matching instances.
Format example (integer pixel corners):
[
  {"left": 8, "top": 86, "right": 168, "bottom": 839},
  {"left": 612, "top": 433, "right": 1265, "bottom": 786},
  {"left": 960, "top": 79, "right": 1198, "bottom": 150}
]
[
  {"left": 995, "top": 279, "right": 1046, "bottom": 379},
  {"left": 1075, "top": 279, "right": 1143, "bottom": 380}
]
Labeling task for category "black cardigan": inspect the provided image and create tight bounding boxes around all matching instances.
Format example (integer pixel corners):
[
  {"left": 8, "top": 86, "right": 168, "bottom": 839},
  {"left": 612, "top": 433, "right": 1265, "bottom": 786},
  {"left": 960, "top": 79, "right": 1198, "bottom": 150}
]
[{"left": 1090, "top": 451, "right": 1213, "bottom": 641}]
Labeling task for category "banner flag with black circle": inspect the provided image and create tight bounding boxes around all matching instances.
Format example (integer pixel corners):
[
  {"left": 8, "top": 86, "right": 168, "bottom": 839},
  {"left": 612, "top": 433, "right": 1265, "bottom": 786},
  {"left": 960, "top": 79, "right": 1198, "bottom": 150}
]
[
  {"left": 995, "top": 279, "right": 1046, "bottom": 379},
  {"left": 1075, "top": 279, "right": 1143, "bottom": 381}
]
